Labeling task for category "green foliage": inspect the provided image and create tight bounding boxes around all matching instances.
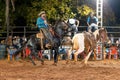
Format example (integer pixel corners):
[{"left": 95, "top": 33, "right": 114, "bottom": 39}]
[
  {"left": 0, "top": 0, "right": 117, "bottom": 27},
  {"left": 77, "top": 5, "right": 94, "bottom": 16},
  {"left": 26, "top": 0, "right": 75, "bottom": 26}
]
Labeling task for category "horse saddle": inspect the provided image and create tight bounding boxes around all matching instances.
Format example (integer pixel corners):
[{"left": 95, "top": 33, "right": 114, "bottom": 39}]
[
  {"left": 36, "top": 30, "right": 52, "bottom": 49},
  {"left": 36, "top": 31, "right": 44, "bottom": 39}
]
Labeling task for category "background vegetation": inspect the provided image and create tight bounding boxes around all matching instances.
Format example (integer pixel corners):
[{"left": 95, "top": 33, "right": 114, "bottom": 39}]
[{"left": 0, "top": 0, "right": 116, "bottom": 27}]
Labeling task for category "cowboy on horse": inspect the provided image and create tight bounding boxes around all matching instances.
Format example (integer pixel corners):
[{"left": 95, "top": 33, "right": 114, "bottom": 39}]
[{"left": 36, "top": 11, "right": 54, "bottom": 48}]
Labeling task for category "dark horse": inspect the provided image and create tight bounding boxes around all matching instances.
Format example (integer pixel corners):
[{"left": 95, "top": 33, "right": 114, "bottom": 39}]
[{"left": 22, "top": 19, "right": 71, "bottom": 65}]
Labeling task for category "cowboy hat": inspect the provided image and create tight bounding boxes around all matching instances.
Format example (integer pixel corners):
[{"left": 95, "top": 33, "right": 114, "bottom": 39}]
[{"left": 38, "top": 11, "right": 46, "bottom": 16}]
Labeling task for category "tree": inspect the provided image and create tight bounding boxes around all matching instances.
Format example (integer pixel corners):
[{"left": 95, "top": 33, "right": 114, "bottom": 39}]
[
  {"left": 26, "top": 0, "right": 75, "bottom": 26},
  {"left": 1, "top": 0, "right": 116, "bottom": 27},
  {"left": 76, "top": 5, "right": 94, "bottom": 26},
  {"left": 5, "top": 0, "right": 15, "bottom": 37},
  {"left": 0, "top": 0, "right": 5, "bottom": 26}
]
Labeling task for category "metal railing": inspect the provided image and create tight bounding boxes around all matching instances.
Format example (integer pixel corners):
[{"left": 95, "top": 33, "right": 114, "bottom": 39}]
[
  {"left": 0, "top": 26, "right": 120, "bottom": 40},
  {"left": 0, "top": 26, "right": 120, "bottom": 60},
  {"left": 78, "top": 26, "right": 120, "bottom": 40}
]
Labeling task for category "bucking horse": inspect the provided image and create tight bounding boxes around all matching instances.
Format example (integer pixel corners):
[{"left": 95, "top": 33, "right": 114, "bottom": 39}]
[{"left": 66, "top": 28, "right": 109, "bottom": 65}]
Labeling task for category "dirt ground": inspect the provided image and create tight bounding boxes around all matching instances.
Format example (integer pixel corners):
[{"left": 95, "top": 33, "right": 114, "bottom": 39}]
[{"left": 0, "top": 59, "right": 120, "bottom": 80}]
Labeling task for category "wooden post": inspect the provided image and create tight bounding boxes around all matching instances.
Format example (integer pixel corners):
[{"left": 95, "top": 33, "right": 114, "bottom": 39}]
[{"left": 6, "top": 0, "right": 10, "bottom": 38}]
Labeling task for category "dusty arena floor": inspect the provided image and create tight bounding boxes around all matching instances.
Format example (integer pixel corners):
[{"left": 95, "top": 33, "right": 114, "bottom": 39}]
[{"left": 0, "top": 59, "right": 120, "bottom": 80}]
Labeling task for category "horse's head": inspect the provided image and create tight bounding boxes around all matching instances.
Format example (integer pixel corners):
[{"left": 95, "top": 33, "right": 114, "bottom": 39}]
[
  {"left": 93, "top": 28, "right": 109, "bottom": 43},
  {"left": 99, "top": 28, "right": 109, "bottom": 43},
  {"left": 53, "top": 20, "right": 70, "bottom": 37}
]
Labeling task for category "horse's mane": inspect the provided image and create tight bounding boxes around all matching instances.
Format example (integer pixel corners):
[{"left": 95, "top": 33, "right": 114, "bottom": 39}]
[
  {"left": 93, "top": 29, "right": 99, "bottom": 40},
  {"left": 53, "top": 20, "right": 60, "bottom": 28},
  {"left": 93, "top": 28, "right": 108, "bottom": 42},
  {"left": 53, "top": 19, "right": 70, "bottom": 30}
]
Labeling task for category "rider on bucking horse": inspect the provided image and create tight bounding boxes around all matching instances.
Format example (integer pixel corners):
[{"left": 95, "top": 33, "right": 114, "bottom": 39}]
[{"left": 36, "top": 11, "right": 54, "bottom": 47}]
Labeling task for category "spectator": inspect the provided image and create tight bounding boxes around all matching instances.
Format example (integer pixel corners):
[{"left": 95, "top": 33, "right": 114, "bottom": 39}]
[
  {"left": 116, "top": 40, "right": 119, "bottom": 47},
  {"left": 67, "top": 18, "right": 79, "bottom": 36},
  {"left": 13, "top": 36, "right": 22, "bottom": 49},
  {"left": 13, "top": 36, "right": 18, "bottom": 49},
  {"left": 16, "top": 36, "right": 22, "bottom": 48},
  {"left": 6, "top": 35, "right": 13, "bottom": 46},
  {"left": 109, "top": 44, "right": 118, "bottom": 59},
  {"left": 7, "top": 43, "right": 17, "bottom": 61},
  {"left": 21, "top": 36, "right": 27, "bottom": 46},
  {"left": 110, "top": 34, "right": 114, "bottom": 44},
  {"left": 87, "top": 12, "right": 98, "bottom": 32}
]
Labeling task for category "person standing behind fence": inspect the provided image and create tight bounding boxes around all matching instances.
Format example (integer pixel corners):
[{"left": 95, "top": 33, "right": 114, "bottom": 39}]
[
  {"left": 7, "top": 42, "right": 17, "bottom": 61},
  {"left": 109, "top": 44, "right": 118, "bottom": 59},
  {"left": 87, "top": 12, "right": 98, "bottom": 32},
  {"left": 36, "top": 11, "right": 53, "bottom": 46},
  {"left": 67, "top": 18, "right": 79, "bottom": 36}
]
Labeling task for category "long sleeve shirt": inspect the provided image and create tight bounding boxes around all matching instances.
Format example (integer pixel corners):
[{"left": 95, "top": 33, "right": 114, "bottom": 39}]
[
  {"left": 87, "top": 16, "right": 98, "bottom": 25},
  {"left": 36, "top": 17, "right": 48, "bottom": 29}
]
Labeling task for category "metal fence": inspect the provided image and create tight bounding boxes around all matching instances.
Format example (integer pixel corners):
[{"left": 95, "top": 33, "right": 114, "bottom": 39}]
[
  {"left": 0, "top": 26, "right": 120, "bottom": 40},
  {"left": 78, "top": 26, "right": 120, "bottom": 40},
  {"left": 0, "top": 26, "right": 120, "bottom": 60}
]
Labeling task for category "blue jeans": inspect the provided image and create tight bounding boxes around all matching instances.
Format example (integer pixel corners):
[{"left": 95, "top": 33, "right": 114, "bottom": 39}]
[
  {"left": 8, "top": 49, "right": 17, "bottom": 60},
  {"left": 88, "top": 23, "right": 98, "bottom": 32}
]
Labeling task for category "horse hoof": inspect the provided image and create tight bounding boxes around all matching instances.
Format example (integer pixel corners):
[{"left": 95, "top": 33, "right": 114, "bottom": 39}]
[
  {"left": 73, "top": 61, "right": 76, "bottom": 64},
  {"left": 33, "top": 63, "right": 36, "bottom": 66},
  {"left": 52, "top": 63, "right": 57, "bottom": 66},
  {"left": 66, "top": 61, "right": 69, "bottom": 64},
  {"left": 41, "top": 62, "right": 44, "bottom": 65},
  {"left": 81, "top": 60, "right": 85, "bottom": 64}
]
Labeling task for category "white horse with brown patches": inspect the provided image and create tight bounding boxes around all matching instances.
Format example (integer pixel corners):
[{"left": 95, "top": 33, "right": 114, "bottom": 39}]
[{"left": 66, "top": 28, "right": 108, "bottom": 64}]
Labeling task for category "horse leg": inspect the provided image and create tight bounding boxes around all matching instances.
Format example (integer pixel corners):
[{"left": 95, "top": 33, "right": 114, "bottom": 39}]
[
  {"left": 22, "top": 49, "right": 26, "bottom": 59},
  {"left": 74, "top": 53, "right": 78, "bottom": 62},
  {"left": 34, "top": 51, "right": 44, "bottom": 65},
  {"left": 83, "top": 50, "right": 93, "bottom": 65},
  {"left": 53, "top": 48, "right": 58, "bottom": 66},
  {"left": 12, "top": 54, "right": 15, "bottom": 61},
  {"left": 74, "top": 51, "right": 79, "bottom": 62},
  {"left": 93, "top": 49, "right": 97, "bottom": 60},
  {"left": 66, "top": 48, "right": 72, "bottom": 64},
  {"left": 74, "top": 48, "right": 84, "bottom": 63},
  {"left": 28, "top": 53, "right": 36, "bottom": 65}
]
